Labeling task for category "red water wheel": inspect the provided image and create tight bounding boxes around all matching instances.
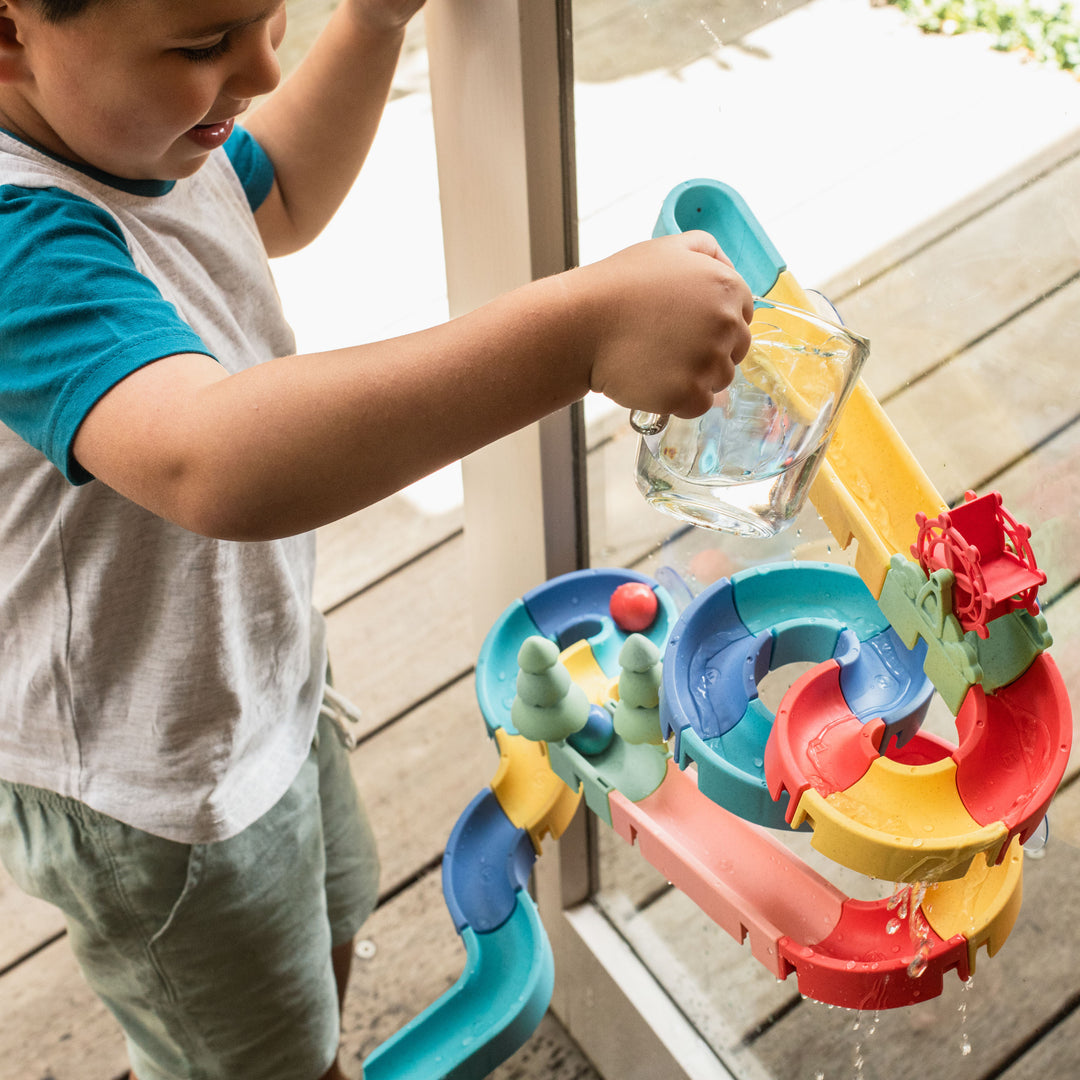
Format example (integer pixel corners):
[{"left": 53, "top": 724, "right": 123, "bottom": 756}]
[
  {"left": 912, "top": 492, "right": 1045, "bottom": 639},
  {"left": 912, "top": 513, "right": 993, "bottom": 636}
]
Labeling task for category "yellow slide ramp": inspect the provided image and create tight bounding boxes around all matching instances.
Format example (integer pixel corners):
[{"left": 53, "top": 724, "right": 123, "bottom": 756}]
[{"left": 768, "top": 273, "right": 947, "bottom": 598}]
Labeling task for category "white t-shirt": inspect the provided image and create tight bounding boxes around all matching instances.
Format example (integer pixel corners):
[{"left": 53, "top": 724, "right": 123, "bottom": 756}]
[{"left": 0, "top": 127, "right": 327, "bottom": 843}]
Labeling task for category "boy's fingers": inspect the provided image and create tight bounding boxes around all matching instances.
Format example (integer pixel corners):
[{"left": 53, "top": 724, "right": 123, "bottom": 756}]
[
  {"left": 674, "top": 231, "right": 755, "bottom": 327},
  {"left": 678, "top": 228, "right": 734, "bottom": 268},
  {"left": 732, "top": 315, "right": 753, "bottom": 362},
  {"left": 671, "top": 386, "right": 719, "bottom": 421}
]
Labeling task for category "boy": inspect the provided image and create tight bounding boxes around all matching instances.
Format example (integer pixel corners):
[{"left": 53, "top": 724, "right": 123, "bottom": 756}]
[{"left": 0, "top": 1, "right": 753, "bottom": 1078}]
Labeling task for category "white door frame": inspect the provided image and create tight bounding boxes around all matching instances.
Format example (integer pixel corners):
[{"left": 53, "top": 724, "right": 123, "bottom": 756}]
[{"left": 425, "top": 2, "right": 733, "bottom": 1075}]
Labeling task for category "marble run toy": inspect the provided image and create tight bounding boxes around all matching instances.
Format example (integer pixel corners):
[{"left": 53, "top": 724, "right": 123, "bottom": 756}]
[{"left": 361, "top": 181, "right": 1072, "bottom": 1078}]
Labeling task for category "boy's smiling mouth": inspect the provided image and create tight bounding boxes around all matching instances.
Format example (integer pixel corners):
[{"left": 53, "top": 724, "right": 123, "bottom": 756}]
[{"left": 185, "top": 117, "right": 236, "bottom": 151}]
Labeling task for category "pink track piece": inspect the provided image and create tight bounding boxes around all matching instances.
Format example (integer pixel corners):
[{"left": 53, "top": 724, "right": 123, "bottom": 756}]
[
  {"left": 608, "top": 762, "right": 845, "bottom": 979},
  {"left": 764, "top": 660, "right": 886, "bottom": 821},
  {"left": 953, "top": 653, "right": 1073, "bottom": 848},
  {"left": 609, "top": 761, "right": 975, "bottom": 1009}
]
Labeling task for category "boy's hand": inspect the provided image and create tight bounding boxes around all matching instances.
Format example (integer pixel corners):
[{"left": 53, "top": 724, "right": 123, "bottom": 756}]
[
  {"left": 572, "top": 232, "right": 754, "bottom": 420},
  {"left": 348, "top": 0, "right": 427, "bottom": 33}
]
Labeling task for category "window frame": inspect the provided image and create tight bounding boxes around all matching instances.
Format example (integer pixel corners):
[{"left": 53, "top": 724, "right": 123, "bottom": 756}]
[{"left": 425, "top": 2, "right": 734, "bottom": 1074}]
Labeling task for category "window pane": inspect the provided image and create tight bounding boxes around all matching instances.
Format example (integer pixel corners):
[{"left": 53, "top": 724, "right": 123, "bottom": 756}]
[{"left": 575, "top": 1, "right": 1080, "bottom": 1075}]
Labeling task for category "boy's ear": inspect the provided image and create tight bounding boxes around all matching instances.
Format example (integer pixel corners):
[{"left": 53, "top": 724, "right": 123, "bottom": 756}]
[{"left": 0, "top": 4, "right": 32, "bottom": 84}]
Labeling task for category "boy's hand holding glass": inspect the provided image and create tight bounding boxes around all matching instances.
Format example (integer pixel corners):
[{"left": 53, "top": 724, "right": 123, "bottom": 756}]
[{"left": 575, "top": 231, "right": 754, "bottom": 423}]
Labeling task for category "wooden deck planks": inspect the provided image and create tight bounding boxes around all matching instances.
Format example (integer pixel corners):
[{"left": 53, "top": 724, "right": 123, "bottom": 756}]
[
  {"left": 348, "top": 677, "right": 495, "bottom": 901},
  {"left": 324, "top": 531, "right": 472, "bottom": 741},
  {"left": 999, "top": 1011, "right": 1080, "bottom": 1080},
  {"left": 832, "top": 143, "right": 1080, "bottom": 403},
  {"left": 883, "top": 276, "right": 1080, "bottom": 506},
  {"left": 0, "top": 870, "right": 63, "bottom": 976},
  {"left": 315, "top": 495, "right": 462, "bottom": 617}
]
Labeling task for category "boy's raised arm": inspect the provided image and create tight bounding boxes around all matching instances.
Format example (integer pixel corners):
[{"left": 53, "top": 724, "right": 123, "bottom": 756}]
[
  {"left": 245, "top": 0, "right": 425, "bottom": 256},
  {"left": 71, "top": 232, "right": 753, "bottom": 541}
]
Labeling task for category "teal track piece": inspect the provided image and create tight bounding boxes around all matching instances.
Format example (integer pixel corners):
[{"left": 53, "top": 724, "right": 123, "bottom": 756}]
[
  {"left": 362, "top": 896, "right": 554, "bottom": 1080},
  {"left": 653, "top": 178, "right": 785, "bottom": 299},
  {"left": 680, "top": 703, "right": 793, "bottom": 829},
  {"left": 662, "top": 562, "right": 905, "bottom": 829},
  {"left": 475, "top": 599, "right": 543, "bottom": 736},
  {"left": 733, "top": 562, "right": 890, "bottom": 643},
  {"left": 767, "top": 615, "right": 843, "bottom": 669}
]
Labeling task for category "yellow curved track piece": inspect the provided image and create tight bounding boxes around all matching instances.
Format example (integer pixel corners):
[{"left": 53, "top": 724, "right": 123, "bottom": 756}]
[
  {"left": 923, "top": 838, "right": 1024, "bottom": 971},
  {"left": 491, "top": 728, "right": 581, "bottom": 853},
  {"left": 790, "top": 755, "right": 1008, "bottom": 883},
  {"left": 810, "top": 385, "right": 948, "bottom": 598},
  {"left": 756, "top": 269, "right": 948, "bottom": 600},
  {"left": 559, "top": 639, "right": 618, "bottom": 705}
]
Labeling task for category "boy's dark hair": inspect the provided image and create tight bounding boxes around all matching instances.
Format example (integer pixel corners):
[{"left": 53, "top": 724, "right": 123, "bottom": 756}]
[{"left": 31, "top": 0, "right": 100, "bottom": 20}]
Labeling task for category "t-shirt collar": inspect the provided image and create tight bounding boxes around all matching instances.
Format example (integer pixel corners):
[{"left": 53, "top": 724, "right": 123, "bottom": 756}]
[{"left": 0, "top": 126, "right": 176, "bottom": 196}]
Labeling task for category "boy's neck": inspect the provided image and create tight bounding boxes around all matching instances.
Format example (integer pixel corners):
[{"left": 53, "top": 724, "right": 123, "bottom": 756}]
[{"left": 0, "top": 123, "right": 176, "bottom": 196}]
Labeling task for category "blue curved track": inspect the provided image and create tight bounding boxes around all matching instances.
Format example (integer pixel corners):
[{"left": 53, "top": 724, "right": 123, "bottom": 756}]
[
  {"left": 661, "top": 561, "right": 932, "bottom": 828},
  {"left": 363, "top": 791, "right": 551, "bottom": 1080}
]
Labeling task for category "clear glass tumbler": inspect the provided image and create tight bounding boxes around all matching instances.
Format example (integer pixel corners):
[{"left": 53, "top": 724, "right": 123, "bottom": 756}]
[{"left": 632, "top": 297, "right": 869, "bottom": 537}]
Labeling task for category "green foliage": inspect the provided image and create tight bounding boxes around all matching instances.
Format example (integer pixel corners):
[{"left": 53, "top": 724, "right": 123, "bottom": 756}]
[{"left": 889, "top": 0, "right": 1080, "bottom": 72}]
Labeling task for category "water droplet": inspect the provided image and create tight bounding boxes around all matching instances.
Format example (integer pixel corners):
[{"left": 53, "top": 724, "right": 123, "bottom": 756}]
[
  {"left": 1024, "top": 815, "right": 1050, "bottom": 858},
  {"left": 907, "top": 943, "right": 931, "bottom": 979}
]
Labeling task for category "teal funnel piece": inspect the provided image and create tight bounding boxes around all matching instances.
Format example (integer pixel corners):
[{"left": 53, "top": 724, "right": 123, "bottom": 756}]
[
  {"left": 362, "top": 895, "right": 554, "bottom": 1080},
  {"left": 653, "top": 178, "right": 785, "bottom": 299}
]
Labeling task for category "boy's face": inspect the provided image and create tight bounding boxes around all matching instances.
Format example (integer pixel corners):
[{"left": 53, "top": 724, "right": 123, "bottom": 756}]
[{"left": 0, "top": 0, "right": 287, "bottom": 180}]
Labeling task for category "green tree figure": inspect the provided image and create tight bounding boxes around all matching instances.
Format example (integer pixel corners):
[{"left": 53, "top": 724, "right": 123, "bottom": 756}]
[
  {"left": 613, "top": 634, "right": 664, "bottom": 745},
  {"left": 511, "top": 636, "right": 589, "bottom": 743}
]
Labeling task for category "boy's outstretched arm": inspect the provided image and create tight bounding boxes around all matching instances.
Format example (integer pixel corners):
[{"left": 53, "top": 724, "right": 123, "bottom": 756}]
[
  {"left": 246, "top": 0, "right": 426, "bottom": 256},
  {"left": 72, "top": 232, "right": 753, "bottom": 541}
]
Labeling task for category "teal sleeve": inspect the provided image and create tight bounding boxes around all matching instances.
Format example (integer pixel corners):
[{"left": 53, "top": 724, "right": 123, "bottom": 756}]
[
  {"left": 0, "top": 185, "right": 213, "bottom": 484},
  {"left": 225, "top": 125, "right": 275, "bottom": 211}
]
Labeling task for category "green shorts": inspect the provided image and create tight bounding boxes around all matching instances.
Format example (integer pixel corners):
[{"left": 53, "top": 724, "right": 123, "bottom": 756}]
[{"left": 0, "top": 711, "right": 380, "bottom": 1080}]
